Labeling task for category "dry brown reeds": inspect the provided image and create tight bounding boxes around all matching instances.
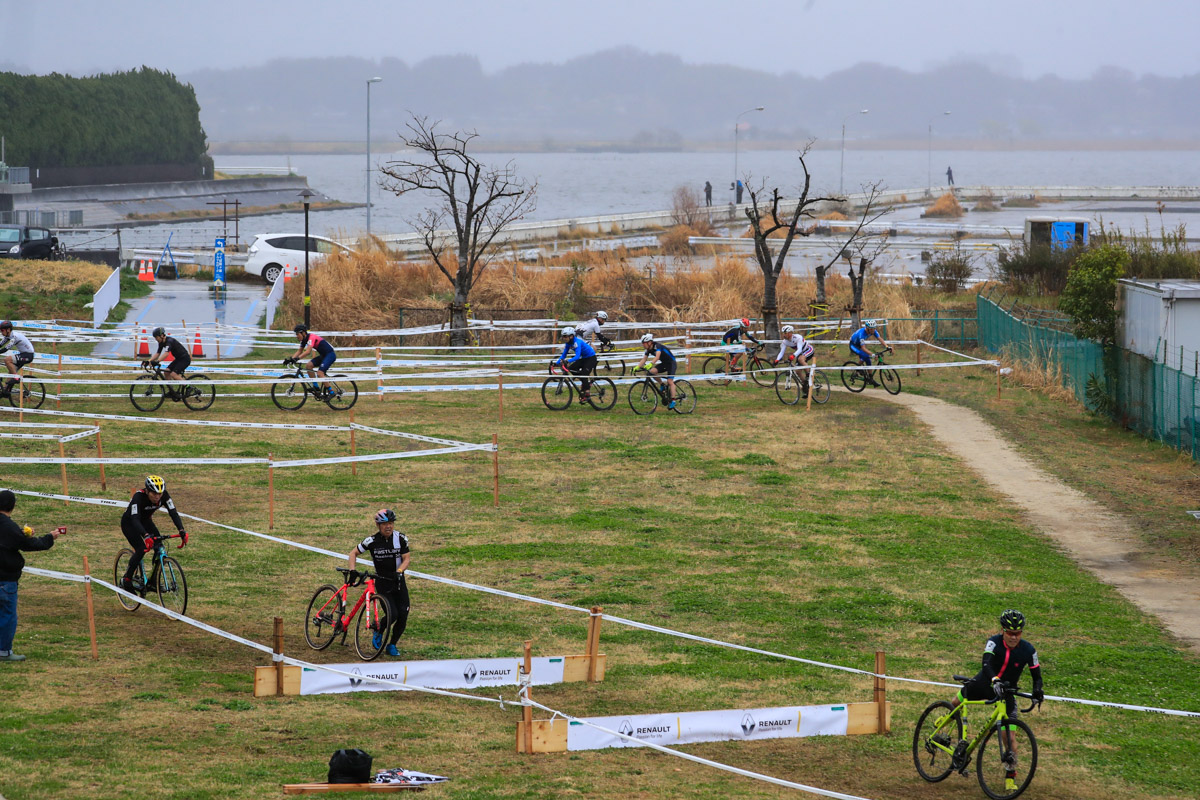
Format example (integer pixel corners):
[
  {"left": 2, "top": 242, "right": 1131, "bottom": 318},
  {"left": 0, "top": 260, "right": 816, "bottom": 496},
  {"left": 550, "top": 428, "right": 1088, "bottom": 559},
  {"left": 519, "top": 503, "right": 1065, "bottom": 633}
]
[
  {"left": 924, "top": 192, "right": 965, "bottom": 218},
  {"left": 0, "top": 258, "right": 113, "bottom": 293},
  {"left": 998, "top": 345, "right": 1081, "bottom": 405}
]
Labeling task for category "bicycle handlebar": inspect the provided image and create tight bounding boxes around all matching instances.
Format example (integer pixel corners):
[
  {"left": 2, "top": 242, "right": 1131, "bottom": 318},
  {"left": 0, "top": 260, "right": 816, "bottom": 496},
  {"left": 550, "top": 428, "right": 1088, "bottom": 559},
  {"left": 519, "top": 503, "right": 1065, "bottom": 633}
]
[
  {"left": 336, "top": 566, "right": 378, "bottom": 587},
  {"left": 952, "top": 675, "right": 1040, "bottom": 712}
]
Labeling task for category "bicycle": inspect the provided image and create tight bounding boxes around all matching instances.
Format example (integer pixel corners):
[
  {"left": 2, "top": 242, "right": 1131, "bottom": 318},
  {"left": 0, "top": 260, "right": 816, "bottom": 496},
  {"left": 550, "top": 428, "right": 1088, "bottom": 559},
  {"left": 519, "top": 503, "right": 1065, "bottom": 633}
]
[
  {"left": 113, "top": 532, "right": 189, "bottom": 616},
  {"left": 541, "top": 366, "right": 617, "bottom": 411},
  {"left": 304, "top": 567, "right": 395, "bottom": 662},
  {"left": 842, "top": 347, "right": 902, "bottom": 395},
  {"left": 701, "top": 343, "right": 774, "bottom": 388},
  {"left": 774, "top": 362, "right": 830, "bottom": 406},
  {"left": 129, "top": 363, "right": 215, "bottom": 411},
  {"left": 1, "top": 369, "right": 45, "bottom": 409},
  {"left": 913, "top": 676, "right": 1041, "bottom": 800},
  {"left": 272, "top": 359, "right": 358, "bottom": 411},
  {"left": 547, "top": 341, "right": 626, "bottom": 378},
  {"left": 628, "top": 366, "right": 696, "bottom": 415}
]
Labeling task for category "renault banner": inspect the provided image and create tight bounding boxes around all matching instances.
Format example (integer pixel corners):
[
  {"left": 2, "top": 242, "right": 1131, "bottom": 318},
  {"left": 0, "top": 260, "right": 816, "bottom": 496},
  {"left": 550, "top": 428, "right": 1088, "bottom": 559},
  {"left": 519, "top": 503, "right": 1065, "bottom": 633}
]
[{"left": 299, "top": 656, "right": 567, "bottom": 695}]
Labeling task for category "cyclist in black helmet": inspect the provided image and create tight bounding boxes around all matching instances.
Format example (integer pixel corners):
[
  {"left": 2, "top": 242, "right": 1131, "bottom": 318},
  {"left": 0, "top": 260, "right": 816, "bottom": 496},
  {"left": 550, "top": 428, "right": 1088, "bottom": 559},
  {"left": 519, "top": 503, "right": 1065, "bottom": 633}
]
[
  {"left": 346, "top": 509, "right": 410, "bottom": 657},
  {"left": 145, "top": 327, "right": 194, "bottom": 400}
]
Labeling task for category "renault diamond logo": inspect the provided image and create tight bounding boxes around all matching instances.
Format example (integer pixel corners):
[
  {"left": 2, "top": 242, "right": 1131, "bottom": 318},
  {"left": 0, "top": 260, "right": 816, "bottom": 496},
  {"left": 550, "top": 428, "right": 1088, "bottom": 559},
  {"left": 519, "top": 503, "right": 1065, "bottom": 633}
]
[
  {"left": 618, "top": 719, "right": 634, "bottom": 738},
  {"left": 741, "top": 713, "right": 756, "bottom": 736},
  {"left": 349, "top": 667, "right": 363, "bottom": 688},
  {"left": 463, "top": 663, "right": 478, "bottom": 684}
]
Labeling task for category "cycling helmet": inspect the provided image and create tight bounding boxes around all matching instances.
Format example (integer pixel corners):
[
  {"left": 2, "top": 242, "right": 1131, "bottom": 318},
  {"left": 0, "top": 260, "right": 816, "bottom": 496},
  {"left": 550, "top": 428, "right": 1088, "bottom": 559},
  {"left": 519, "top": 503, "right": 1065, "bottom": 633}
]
[
  {"left": 999, "top": 609, "right": 1026, "bottom": 632},
  {"left": 864, "top": 319, "right": 877, "bottom": 329},
  {"left": 293, "top": 323, "right": 309, "bottom": 334},
  {"left": 374, "top": 508, "right": 396, "bottom": 525},
  {"left": 640, "top": 333, "right": 655, "bottom": 344},
  {"left": 151, "top": 326, "right": 166, "bottom": 338},
  {"left": 145, "top": 475, "right": 166, "bottom": 493},
  {"left": 594, "top": 310, "right": 608, "bottom": 321},
  {"left": 0, "top": 320, "right": 11, "bottom": 331},
  {"left": 740, "top": 317, "right": 750, "bottom": 328},
  {"left": 561, "top": 325, "right": 576, "bottom": 338},
  {"left": 782, "top": 325, "right": 795, "bottom": 334}
]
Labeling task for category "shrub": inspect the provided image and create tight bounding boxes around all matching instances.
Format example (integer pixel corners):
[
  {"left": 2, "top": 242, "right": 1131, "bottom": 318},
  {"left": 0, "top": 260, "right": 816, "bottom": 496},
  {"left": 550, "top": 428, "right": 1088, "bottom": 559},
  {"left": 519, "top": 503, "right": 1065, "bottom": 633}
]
[
  {"left": 973, "top": 188, "right": 1000, "bottom": 212},
  {"left": 995, "top": 240, "right": 1077, "bottom": 294},
  {"left": 926, "top": 248, "right": 976, "bottom": 293},
  {"left": 1058, "top": 245, "right": 1130, "bottom": 344},
  {"left": 923, "top": 192, "right": 964, "bottom": 218},
  {"left": 660, "top": 225, "right": 699, "bottom": 255}
]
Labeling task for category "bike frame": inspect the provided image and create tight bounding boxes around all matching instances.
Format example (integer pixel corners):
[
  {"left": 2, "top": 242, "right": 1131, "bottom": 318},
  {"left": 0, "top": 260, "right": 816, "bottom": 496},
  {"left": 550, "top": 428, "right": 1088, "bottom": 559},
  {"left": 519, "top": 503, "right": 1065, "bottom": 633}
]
[
  {"left": 314, "top": 575, "right": 379, "bottom": 640},
  {"left": 927, "top": 693, "right": 1029, "bottom": 764},
  {"left": 129, "top": 534, "right": 182, "bottom": 587}
]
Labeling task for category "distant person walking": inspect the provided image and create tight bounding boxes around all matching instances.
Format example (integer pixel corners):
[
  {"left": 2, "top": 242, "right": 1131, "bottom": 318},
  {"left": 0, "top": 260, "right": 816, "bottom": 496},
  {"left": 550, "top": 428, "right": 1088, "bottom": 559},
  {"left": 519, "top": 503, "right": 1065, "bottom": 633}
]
[
  {"left": 704, "top": 181, "right": 712, "bottom": 206},
  {"left": 736, "top": 179, "right": 745, "bottom": 204},
  {"left": 946, "top": 166, "right": 955, "bottom": 187}
]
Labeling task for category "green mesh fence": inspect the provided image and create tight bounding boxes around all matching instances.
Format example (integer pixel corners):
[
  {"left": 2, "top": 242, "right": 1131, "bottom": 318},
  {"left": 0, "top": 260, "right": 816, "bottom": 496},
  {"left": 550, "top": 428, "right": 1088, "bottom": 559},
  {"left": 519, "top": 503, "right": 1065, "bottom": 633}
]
[{"left": 978, "top": 294, "right": 1199, "bottom": 460}]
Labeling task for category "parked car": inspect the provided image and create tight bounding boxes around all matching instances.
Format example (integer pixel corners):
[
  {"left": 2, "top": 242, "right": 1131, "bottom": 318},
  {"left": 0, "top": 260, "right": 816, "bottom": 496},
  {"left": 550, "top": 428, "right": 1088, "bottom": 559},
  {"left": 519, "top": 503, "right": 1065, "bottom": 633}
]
[
  {"left": 0, "top": 224, "right": 61, "bottom": 259},
  {"left": 243, "top": 233, "right": 351, "bottom": 284}
]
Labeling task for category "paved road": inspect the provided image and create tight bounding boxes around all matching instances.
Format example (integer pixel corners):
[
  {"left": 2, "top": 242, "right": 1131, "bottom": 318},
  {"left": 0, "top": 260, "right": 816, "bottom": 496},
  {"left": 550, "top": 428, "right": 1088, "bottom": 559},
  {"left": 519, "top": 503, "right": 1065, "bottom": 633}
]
[{"left": 93, "top": 278, "right": 269, "bottom": 359}]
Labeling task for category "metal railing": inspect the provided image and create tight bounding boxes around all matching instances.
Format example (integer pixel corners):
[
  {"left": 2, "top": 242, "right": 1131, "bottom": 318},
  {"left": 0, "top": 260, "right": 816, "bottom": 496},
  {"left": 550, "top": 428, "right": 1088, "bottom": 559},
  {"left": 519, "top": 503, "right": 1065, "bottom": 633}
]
[
  {"left": 0, "top": 209, "right": 83, "bottom": 227},
  {"left": 0, "top": 166, "right": 31, "bottom": 185}
]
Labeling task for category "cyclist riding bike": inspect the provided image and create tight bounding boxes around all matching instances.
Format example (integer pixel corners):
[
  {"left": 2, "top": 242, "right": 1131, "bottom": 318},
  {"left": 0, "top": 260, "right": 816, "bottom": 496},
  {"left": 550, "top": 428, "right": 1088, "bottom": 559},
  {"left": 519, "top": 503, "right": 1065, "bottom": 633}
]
[
  {"left": 144, "top": 327, "right": 193, "bottom": 399},
  {"left": 347, "top": 509, "right": 411, "bottom": 657},
  {"left": 848, "top": 320, "right": 891, "bottom": 387},
  {"left": 774, "top": 325, "right": 816, "bottom": 394},
  {"left": 721, "top": 318, "right": 761, "bottom": 373},
  {"left": 573, "top": 310, "right": 613, "bottom": 348},
  {"left": 288, "top": 323, "right": 337, "bottom": 398},
  {"left": 554, "top": 326, "right": 598, "bottom": 403},
  {"left": 633, "top": 332, "right": 678, "bottom": 409},
  {"left": 119, "top": 475, "right": 188, "bottom": 593},
  {"left": 0, "top": 321, "right": 35, "bottom": 400},
  {"left": 948, "top": 610, "right": 1044, "bottom": 792}
]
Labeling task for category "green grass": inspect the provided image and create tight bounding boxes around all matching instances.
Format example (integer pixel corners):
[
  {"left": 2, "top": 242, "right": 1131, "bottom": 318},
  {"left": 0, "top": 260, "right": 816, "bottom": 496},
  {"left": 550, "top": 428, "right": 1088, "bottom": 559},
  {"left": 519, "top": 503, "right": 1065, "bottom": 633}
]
[{"left": 0, "top": 343, "right": 1197, "bottom": 799}]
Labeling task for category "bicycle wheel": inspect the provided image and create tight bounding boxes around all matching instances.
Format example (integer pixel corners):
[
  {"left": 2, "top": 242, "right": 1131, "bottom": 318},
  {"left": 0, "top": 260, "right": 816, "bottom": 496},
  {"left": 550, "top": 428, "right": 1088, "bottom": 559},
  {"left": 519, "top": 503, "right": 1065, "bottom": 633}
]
[
  {"left": 671, "top": 379, "right": 696, "bottom": 414},
  {"left": 129, "top": 375, "right": 165, "bottom": 411},
  {"left": 271, "top": 374, "right": 308, "bottom": 411},
  {"left": 325, "top": 375, "right": 358, "bottom": 410},
  {"left": 628, "top": 379, "right": 658, "bottom": 415},
  {"left": 541, "top": 376, "right": 574, "bottom": 410},
  {"left": 879, "top": 367, "right": 902, "bottom": 395},
  {"left": 842, "top": 361, "right": 868, "bottom": 393},
  {"left": 976, "top": 718, "right": 1037, "bottom": 800},
  {"left": 810, "top": 370, "right": 831, "bottom": 405},
  {"left": 9, "top": 379, "right": 45, "bottom": 409},
  {"left": 354, "top": 593, "right": 395, "bottom": 661},
  {"left": 113, "top": 549, "right": 143, "bottom": 612},
  {"left": 597, "top": 358, "right": 625, "bottom": 378},
  {"left": 701, "top": 357, "right": 732, "bottom": 386},
  {"left": 155, "top": 556, "right": 189, "bottom": 616},
  {"left": 182, "top": 374, "right": 215, "bottom": 411},
  {"left": 586, "top": 377, "right": 618, "bottom": 411},
  {"left": 913, "top": 700, "right": 963, "bottom": 783},
  {"left": 774, "top": 370, "right": 802, "bottom": 406},
  {"left": 304, "top": 585, "right": 342, "bottom": 650},
  {"left": 748, "top": 355, "right": 775, "bottom": 387}
]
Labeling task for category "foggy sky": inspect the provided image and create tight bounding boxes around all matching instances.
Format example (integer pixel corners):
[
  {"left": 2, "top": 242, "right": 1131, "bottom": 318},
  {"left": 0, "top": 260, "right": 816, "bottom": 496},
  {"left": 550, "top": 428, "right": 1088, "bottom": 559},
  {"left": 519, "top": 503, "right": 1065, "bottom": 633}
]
[{"left": 3, "top": 0, "right": 1198, "bottom": 80}]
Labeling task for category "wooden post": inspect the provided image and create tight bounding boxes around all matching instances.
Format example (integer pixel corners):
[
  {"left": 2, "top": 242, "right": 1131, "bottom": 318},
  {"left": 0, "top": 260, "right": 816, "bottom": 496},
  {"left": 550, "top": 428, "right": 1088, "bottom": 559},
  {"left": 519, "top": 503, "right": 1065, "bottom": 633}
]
[
  {"left": 685, "top": 329, "right": 692, "bottom": 373},
  {"left": 805, "top": 363, "right": 815, "bottom": 412},
  {"left": 83, "top": 555, "right": 98, "bottom": 659},
  {"left": 523, "top": 640, "right": 534, "bottom": 755},
  {"left": 59, "top": 440, "right": 69, "bottom": 500},
  {"left": 874, "top": 651, "right": 888, "bottom": 734},
  {"left": 56, "top": 344, "right": 62, "bottom": 409},
  {"left": 349, "top": 410, "right": 357, "bottom": 476},
  {"left": 586, "top": 606, "right": 603, "bottom": 683},
  {"left": 17, "top": 372, "right": 23, "bottom": 423},
  {"left": 916, "top": 341, "right": 922, "bottom": 376},
  {"left": 95, "top": 426, "right": 107, "bottom": 490},
  {"left": 376, "top": 347, "right": 384, "bottom": 402},
  {"left": 490, "top": 318, "right": 495, "bottom": 364},
  {"left": 215, "top": 325, "right": 221, "bottom": 360},
  {"left": 268, "top": 452, "right": 275, "bottom": 529},
  {"left": 492, "top": 434, "right": 500, "bottom": 508},
  {"left": 497, "top": 369, "right": 504, "bottom": 423},
  {"left": 996, "top": 363, "right": 1002, "bottom": 400},
  {"left": 274, "top": 617, "right": 286, "bottom": 697}
]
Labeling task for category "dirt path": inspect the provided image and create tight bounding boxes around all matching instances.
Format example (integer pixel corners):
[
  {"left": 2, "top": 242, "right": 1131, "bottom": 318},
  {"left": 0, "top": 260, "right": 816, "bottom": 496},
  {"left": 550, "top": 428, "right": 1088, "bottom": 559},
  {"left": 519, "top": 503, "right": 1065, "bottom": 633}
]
[{"left": 879, "top": 391, "right": 1200, "bottom": 654}]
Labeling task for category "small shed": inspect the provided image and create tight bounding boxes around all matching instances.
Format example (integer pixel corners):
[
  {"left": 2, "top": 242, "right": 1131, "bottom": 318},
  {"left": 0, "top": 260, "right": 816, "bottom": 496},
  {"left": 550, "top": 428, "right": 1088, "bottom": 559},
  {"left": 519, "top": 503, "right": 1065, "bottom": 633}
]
[
  {"left": 1024, "top": 216, "right": 1090, "bottom": 250},
  {"left": 1120, "top": 279, "right": 1200, "bottom": 367}
]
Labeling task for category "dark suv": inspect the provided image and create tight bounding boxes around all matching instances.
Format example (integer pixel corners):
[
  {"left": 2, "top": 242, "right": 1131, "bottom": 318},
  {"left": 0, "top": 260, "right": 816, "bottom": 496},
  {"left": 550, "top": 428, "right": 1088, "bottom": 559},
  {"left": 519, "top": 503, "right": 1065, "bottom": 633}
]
[{"left": 0, "top": 224, "right": 60, "bottom": 259}]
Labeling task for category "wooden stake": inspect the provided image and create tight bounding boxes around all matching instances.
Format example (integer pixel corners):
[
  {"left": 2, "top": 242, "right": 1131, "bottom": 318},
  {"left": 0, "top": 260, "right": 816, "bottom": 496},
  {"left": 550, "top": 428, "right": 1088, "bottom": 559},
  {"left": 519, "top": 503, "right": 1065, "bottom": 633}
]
[
  {"left": 274, "top": 617, "right": 285, "bottom": 696},
  {"left": 215, "top": 325, "right": 221, "bottom": 360},
  {"left": 83, "top": 555, "right": 98, "bottom": 659},
  {"left": 59, "top": 440, "right": 69, "bottom": 500},
  {"left": 523, "top": 640, "right": 534, "bottom": 755},
  {"left": 268, "top": 452, "right": 275, "bottom": 529},
  {"left": 492, "top": 434, "right": 500, "bottom": 508},
  {"left": 916, "top": 342, "right": 922, "bottom": 376},
  {"left": 376, "top": 347, "right": 384, "bottom": 401},
  {"left": 95, "top": 425, "right": 107, "bottom": 490},
  {"left": 18, "top": 373, "right": 23, "bottom": 423},
  {"left": 497, "top": 369, "right": 504, "bottom": 423},
  {"left": 56, "top": 344, "right": 62, "bottom": 410},
  {"left": 805, "top": 364, "right": 815, "bottom": 412},
  {"left": 996, "top": 364, "right": 1002, "bottom": 400},
  {"left": 586, "top": 606, "right": 603, "bottom": 683},
  {"left": 350, "top": 410, "right": 357, "bottom": 476},
  {"left": 874, "top": 651, "right": 888, "bottom": 734}
]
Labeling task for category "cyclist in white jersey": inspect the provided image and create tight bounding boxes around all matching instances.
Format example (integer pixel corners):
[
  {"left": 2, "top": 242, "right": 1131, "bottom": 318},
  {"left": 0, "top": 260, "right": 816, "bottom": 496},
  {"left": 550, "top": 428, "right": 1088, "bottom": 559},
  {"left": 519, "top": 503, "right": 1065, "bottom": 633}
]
[
  {"left": 573, "top": 311, "right": 612, "bottom": 347},
  {"left": 773, "top": 325, "right": 815, "bottom": 396},
  {"left": 0, "top": 321, "right": 36, "bottom": 399}
]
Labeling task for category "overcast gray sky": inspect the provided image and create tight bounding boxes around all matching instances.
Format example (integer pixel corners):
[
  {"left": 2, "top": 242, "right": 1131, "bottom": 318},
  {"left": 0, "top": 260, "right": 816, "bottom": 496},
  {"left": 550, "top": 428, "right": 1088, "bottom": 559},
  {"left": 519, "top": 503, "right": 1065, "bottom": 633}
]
[{"left": 3, "top": 0, "right": 1198, "bottom": 79}]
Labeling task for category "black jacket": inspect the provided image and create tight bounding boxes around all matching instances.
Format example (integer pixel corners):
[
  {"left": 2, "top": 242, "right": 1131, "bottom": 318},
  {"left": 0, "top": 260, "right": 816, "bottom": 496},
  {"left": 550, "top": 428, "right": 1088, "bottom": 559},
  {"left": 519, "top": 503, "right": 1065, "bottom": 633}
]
[{"left": 0, "top": 514, "right": 55, "bottom": 582}]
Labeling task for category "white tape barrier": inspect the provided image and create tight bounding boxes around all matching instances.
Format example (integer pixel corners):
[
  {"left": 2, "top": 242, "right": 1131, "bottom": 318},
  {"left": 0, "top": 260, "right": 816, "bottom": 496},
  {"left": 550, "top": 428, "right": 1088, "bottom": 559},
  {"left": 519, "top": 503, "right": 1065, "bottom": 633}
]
[
  {"left": 10, "top": 487, "right": 1198, "bottom": 720},
  {"left": 273, "top": 444, "right": 492, "bottom": 469},
  {"left": 0, "top": 420, "right": 94, "bottom": 429}
]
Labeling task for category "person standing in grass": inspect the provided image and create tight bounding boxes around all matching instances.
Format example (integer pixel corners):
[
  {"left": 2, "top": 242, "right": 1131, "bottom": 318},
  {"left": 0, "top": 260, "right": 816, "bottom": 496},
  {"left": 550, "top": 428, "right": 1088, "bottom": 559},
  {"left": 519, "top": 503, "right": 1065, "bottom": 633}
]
[
  {"left": 0, "top": 490, "right": 67, "bottom": 662},
  {"left": 347, "top": 509, "right": 410, "bottom": 657}
]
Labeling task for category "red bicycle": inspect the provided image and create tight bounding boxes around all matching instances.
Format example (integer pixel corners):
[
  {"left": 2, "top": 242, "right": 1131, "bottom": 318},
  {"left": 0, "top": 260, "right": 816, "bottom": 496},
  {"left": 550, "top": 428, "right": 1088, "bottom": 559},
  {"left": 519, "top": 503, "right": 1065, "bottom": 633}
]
[{"left": 303, "top": 567, "right": 395, "bottom": 661}]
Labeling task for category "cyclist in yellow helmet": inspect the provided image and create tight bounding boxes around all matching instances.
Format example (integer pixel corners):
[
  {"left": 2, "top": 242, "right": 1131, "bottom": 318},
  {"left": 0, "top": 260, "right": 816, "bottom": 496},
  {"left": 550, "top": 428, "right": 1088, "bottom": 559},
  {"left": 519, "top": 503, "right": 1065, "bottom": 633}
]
[{"left": 118, "top": 475, "right": 188, "bottom": 593}]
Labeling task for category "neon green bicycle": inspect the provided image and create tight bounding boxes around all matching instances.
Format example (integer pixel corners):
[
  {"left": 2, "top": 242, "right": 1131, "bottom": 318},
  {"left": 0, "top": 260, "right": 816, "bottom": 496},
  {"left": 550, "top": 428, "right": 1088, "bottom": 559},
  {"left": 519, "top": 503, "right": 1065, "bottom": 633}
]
[{"left": 913, "top": 676, "right": 1041, "bottom": 800}]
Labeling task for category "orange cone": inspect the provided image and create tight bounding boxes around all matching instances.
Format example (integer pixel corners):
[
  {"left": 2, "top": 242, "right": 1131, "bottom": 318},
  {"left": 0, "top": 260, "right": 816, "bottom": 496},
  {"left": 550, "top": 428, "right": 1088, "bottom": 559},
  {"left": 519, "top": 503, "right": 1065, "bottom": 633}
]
[
  {"left": 135, "top": 327, "right": 150, "bottom": 358},
  {"left": 190, "top": 331, "right": 206, "bottom": 358},
  {"left": 137, "top": 259, "right": 155, "bottom": 283},
  {"left": 283, "top": 262, "right": 292, "bottom": 282}
]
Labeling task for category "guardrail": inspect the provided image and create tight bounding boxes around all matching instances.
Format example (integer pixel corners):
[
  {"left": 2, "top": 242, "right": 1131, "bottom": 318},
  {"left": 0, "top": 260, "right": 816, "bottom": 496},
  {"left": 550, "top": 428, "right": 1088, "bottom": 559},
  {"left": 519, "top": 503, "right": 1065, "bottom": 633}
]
[{"left": 0, "top": 209, "right": 83, "bottom": 227}]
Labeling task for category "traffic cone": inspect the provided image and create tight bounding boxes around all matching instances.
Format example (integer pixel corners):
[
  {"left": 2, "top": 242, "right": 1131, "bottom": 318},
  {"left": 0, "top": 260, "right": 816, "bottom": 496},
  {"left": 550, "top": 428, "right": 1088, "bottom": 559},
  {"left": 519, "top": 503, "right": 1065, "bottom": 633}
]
[
  {"left": 190, "top": 331, "right": 206, "bottom": 358},
  {"left": 135, "top": 327, "right": 150, "bottom": 358}
]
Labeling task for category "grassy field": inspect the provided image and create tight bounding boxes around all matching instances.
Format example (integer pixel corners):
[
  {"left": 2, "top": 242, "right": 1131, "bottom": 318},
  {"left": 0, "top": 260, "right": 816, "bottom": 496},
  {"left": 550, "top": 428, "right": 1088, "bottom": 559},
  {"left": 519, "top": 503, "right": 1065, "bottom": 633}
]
[{"left": 0, "top": 345, "right": 1198, "bottom": 799}]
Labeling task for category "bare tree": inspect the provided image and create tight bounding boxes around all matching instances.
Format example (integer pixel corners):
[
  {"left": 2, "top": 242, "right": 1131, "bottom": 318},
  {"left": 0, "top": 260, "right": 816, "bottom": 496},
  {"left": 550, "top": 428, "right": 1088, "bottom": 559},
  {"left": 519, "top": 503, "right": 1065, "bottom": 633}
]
[
  {"left": 379, "top": 116, "right": 537, "bottom": 346},
  {"left": 815, "top": 182, "right": 892, "bottom": 328}
]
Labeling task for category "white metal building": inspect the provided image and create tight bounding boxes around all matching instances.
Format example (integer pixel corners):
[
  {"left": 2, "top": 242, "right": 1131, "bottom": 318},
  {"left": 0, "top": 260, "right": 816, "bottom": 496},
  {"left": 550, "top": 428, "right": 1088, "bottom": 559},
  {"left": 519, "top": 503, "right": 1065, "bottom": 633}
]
[{"left": 1120, "top": 279, "right": 1200, "bottom": 370}]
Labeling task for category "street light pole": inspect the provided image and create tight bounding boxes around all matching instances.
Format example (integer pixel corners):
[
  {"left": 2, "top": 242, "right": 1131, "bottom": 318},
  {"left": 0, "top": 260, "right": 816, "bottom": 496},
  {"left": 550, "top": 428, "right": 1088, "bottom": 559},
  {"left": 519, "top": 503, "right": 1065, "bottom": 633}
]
[
  {"left": 366, "top": 77, "right": 382, "bottom": 236},
  {"left": 733, "top": 106, "right": 765, "bottom": 206},
  {"left": 299, "top": 188, "right": 315, "bottom": 328},
  {"left": 927, "top": 110, "right": 951, "bottom": 196},
  {"left": 839, "top": 108, "right": 869, "bottom": 195}
]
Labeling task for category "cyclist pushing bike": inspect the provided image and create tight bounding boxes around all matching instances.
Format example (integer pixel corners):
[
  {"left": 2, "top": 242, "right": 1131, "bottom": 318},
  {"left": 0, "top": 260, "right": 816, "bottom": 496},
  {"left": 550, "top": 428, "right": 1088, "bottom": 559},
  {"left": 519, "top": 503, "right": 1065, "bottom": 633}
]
[
  {"left": 347, "top": 509, "right": 410, "bottom": 657},
  {"left": 144, "top": 327, "right": 195, "bottom": 399},
  {"left": 848, "top": 320, "right": 891, "bottom": 387},
  {"left": 554, "top": 326, "right": 598, "bottom": 405},
  {"left": 721, "top": 317, "right": 760, "bottom": 374},
  {"left": 288, "top": 323, "right": 337, "bottom": 399},
  {"left": 632, "top": 332, "right": 678, "bottom": 409},
  {"left": 0, "top": 320, "right": 35, "bottom": 401},
  {"left": 119, "top": 475, "right": 188, "bottom": 593}
]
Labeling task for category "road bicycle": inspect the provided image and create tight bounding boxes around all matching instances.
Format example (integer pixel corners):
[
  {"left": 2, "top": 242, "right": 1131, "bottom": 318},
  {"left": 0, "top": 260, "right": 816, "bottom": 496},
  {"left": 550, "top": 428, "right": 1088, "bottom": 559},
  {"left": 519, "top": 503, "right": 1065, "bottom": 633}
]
[
  {"left": 547, "top": 341, "right": 626, "bottom": 378},
  {"left": 272, "top": 359, "right": 358, "bottom": 411},
  {"left": 701, "top": 343, "right": 774, "bottom": 388},
  {"left": 129, "top": 363, "right": 215, "bottom": 411},
  {"left": 541, "top": 367, "right": 617, "bottom": 411},
  {"left": 628, "top": 367, "right": 696, "bottom": 415},
  {"left": 913, "top": 677, "right": 1041, "bottom": 800},
  {"left": 774, "top": 363, "right": 830, "bottom": 406},
  {"left": 304, "top": 567, "right": 395, "bottom": 662},
  {"left": 1, "top": 369, "right": 45, "bottom": 409},
  {"left": 113, "top": 532, "right": 189, "bottom": 616},
  {"left": 842, "top": 347, "right": 902, "bottom": 395}
]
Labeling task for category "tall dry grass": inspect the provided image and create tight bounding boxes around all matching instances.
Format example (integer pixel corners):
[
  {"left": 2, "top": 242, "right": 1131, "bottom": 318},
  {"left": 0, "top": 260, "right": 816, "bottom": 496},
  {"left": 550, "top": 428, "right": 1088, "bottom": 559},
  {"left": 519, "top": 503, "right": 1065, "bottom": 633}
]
[
  {"left": 924, "top": 192, "right": 965, "bottom": 218},
  {"left": 0, "top": 259, "right": 113, "bottom": 293}
]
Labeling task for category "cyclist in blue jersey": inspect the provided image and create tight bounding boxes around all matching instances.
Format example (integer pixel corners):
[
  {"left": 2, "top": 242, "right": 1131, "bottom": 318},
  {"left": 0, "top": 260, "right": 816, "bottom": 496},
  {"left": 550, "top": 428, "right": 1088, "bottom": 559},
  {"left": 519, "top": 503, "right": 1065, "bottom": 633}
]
[
  {"left": 633, "top": 332, "right": 677, "bottom": 409},
  {"left": 555, "top": 326, "right": 598, "bottom": 403},
  {"left": 720, "top": 317, "right": 760, "bottom": 374},
  {"left": 848, "top": 320, "right": 891, "bottom": 387},
  {"left": 288, "top": 323, "right": 337, "bottom": 398}
]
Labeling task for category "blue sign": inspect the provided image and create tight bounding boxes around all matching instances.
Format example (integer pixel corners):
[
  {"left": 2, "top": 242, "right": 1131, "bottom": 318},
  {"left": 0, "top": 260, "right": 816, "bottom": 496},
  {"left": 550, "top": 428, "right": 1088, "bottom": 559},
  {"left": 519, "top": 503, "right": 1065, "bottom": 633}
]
[{"left": 213, "top": 237, "right": 226, "bottom": 288}]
